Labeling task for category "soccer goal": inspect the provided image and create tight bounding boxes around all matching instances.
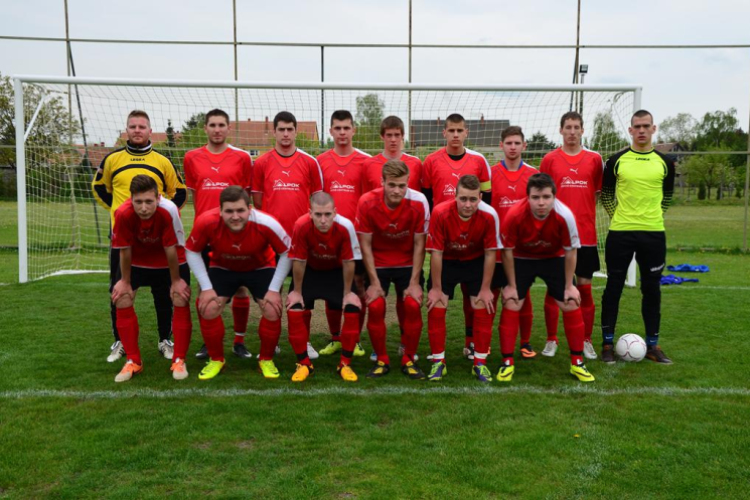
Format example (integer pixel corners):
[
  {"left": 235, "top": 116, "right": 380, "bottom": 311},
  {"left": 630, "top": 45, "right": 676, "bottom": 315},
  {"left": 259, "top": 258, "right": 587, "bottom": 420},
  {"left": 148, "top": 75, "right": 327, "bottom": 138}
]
[{"left": 13, "top": 76, "right": 641, "bottom": 283}]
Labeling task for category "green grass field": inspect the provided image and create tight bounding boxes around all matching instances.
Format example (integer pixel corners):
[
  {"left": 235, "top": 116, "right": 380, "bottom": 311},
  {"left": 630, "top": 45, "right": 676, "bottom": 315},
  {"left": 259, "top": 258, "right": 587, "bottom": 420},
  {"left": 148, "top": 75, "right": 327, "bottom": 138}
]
[{"left": 1, "top": 202, "right": 749, "bottom": 498}]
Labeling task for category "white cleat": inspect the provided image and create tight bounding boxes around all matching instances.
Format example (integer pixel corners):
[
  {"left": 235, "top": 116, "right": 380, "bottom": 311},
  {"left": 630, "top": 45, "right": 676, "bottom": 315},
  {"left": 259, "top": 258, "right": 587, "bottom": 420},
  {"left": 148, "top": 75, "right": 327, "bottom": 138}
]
[
  {"left": 583, "top": 340, "right": 598, "bottom": 360},
  {"left": 107, "top": 340, "right": 125, "bottom": 363},
  {"left": 158, "top": 339, "right": 174, "bottom": 360},
  {"left": 171, "top": 358, "right": 189, "bottom": 380},
  {"left": 541, "top": 341, "right": 558, "bottom": 357},
  {"left": 307, "top": 342, "right": 319, "bottom": 360}
]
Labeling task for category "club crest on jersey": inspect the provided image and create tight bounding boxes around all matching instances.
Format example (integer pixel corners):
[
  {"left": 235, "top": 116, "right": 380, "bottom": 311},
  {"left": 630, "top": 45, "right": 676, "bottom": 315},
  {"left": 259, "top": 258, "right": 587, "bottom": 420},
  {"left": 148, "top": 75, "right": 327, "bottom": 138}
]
[
  {"left": 561, "top": 176, "right": 588, "bottom": 188},
  {"left": 442, "top": 184, "right": 457, "bottom": 196},
  {"left": 273, "top": 179, "right": 301, "bottom": 191},
  {"left": 330, "top": 180, "right": 355, "bottom": 192},
  {"left": 202, "top": 178, "right": 230, "bottom": 190},
  {"left": 497, "top": 196, "right": 516, "bottom": 207}
]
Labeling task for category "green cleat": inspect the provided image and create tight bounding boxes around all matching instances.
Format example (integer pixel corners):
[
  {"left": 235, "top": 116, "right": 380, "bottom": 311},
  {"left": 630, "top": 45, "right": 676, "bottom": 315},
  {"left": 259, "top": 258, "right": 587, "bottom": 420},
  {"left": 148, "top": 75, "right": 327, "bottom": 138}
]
[
  {"left": 258, "top": 359, "right": 280, "bottom": 379},
  {"left": 427, "top": 361, "right": 447, "bottom": 382},
  {"left": 472, "top": 364, "right": 493, "bottom": 383},
  {"left": 353, "top": 343, "right": 366, "bottom": 357},
  {"left": 570, "top": 363, "right": 595, "bottom": 382},
  {"left": 198, "top": 360, "right": 225, "bottom": 381},
  {"left": 497, "top": 363, "right": 515, "bottom": 383},
  {"left": 319, "top": 341, "right": 342, "bottom": 355}
]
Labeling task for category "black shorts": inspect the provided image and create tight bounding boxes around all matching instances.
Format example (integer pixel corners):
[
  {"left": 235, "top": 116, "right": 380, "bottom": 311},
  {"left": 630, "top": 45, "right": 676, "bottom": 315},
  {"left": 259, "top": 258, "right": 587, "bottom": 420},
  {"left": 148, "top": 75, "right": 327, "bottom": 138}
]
[
  {"left": 515, "top": 257, "right": 566, "bottom": 302},
  {"left": 428, "top": 257, "right": 486, "bottom": 299},
  {"left": 575, "top": 246, "right": 601, "bottom": 280},
  {"left": 209, "top": 267, "right": 275, "bottom": 300},
  {"left": 366, "top": 267, "right": 424, "bottom": 297},
  {"left": 491, "top": 263, "right": 508, "bottom": 290},
  {"left": 354, "top": 259, "right": 366, "bottom": 276},
  {"left": 289, "top": 266, "right": 353, "bottom": 310},
  {"left": 130, "top": 263, "right": 191, "bottom": 291}
]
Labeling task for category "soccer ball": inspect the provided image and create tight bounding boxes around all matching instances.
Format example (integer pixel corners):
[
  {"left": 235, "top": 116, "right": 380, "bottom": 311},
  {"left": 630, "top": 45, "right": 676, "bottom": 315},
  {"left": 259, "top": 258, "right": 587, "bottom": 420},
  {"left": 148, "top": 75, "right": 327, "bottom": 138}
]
[{"left": 615, "top": 333, "right": 647, "bottom": 362}]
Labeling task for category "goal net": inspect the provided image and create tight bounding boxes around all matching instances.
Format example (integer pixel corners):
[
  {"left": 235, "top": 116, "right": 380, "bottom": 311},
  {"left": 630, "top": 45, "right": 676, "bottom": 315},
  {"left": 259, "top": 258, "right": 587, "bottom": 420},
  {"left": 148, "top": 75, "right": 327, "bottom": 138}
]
[{"left": 13, "top": 76, "right": 640, "bottom": 282}]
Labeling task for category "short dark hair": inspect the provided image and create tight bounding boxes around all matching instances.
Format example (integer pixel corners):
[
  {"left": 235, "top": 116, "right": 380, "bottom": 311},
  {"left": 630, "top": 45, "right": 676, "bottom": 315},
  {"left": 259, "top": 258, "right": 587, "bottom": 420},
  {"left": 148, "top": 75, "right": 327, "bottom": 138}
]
[
  {"left": 560, "top": 111, "right": 583, "bottom": 128},
  {"left": 526, "top": 173, "right": 556, "bottom": 196},
  {"left": 274, "top": 111, "right": 297, "bottom": 129},
  {"left": 380, "top": 115, "right": 404, "bottom": 136},
  {"left": 205, "top": 109, "right": 230, "bottom": 125},
  {"left": 457, "top": 174, "right": 480, "bottom": 192},
  {"left": 631, "top": 109, "right": 653, "bottom": 125},
  {"left": 501, "top": 125, "right": 525, "bottom": 142},
  {"left": 129, "top": 174, "right": 158, "bottom": 196},
  {"left": 127, "top": 110, "right": 150, "bottom": 124},
  {"left": 220, "top": 186, "right": 251, "bottom": 208},
  {"left": 330, "top": 110, "right": 354, "bottom": 127},
  {"left": 445, "top": 113, "right": 465, "bottom": 128}
]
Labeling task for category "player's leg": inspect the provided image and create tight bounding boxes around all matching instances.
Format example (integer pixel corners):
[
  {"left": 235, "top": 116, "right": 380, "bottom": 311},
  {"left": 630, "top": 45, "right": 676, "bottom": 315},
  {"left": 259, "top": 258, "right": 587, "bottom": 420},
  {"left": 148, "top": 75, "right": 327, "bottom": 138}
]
[
  {"left": 231, "top": 287, "right": 253, "bottom": 358},
  {"left": 576, "top": 246, "right": 600, "bottom": 360},
  {"left": 426, "top": 261, "right": 461, "bottom": 382},
  {"left": 107, "top": 246, "right": 125, "bottom": 362},
  {"left": 150, "top": 277, "right": 174, "bottom": 358},
  {"left": 287, "top": 267, "right": 327, "bottom": 382},
  {"left": 170, "top": 264, "right": 192, "bottom": 380},
  {"left": 496, "top": 259, "right": 529, "bottom": 383},
  {"left": 197, "top": 268, "right": 234, "bottom": 380},
  {"left": 519, "top": 291, "right": 536, "bottom": 358},
  {"left": 393, "top": 269, "right": 426, "bottom": 380},
  {"left": 600, "top": 230, "right": 637, "bottom": 364},
  {"left": 250, "top": 268, "right": 283, "bottom": 379},
  {"left": 543, "top": 289, "right": 560, "bottom": 354},
  {"left": 460, "top": 283, "right": 474, "bottom": 358},
  {"left": 338, "top": 303, "right": 362, "bottom": 382},
  {"left": 194, "top": 247, "right": 212, "bottom": 360},
  {"left": 366, "top": 269, "right": 392, "bottom": 378},
  {"left": 462, "top": 258, "right": 494, "bottom": 382},
  {"left": 635, "top": 231, "right": 672, "bottom": 364},
  {"left": 113, "top": 269, "right": 142, "bottom": 382}
]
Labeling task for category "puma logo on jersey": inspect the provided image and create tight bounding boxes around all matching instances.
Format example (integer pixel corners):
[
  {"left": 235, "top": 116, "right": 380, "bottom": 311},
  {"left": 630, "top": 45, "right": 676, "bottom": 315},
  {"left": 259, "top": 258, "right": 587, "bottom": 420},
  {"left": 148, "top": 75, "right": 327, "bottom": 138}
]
[
  {"left": 318, "top": 243, "right": 328, "bottom": 250},
  {"left": 211, "top": 166, "right": 221, "bottom": 173},
  {"left": 451, "top": 173, "right": 461, "bottom": 180},
  {"left": 281, "top": 170, "right": 291, "bottom": 176},
  {"left": 507, "top": 185, "right": 517, "bottom": 192},
  {"left": 232, "top": 243, "right": 242, "bottom": 250},
  {"left": 189, "top": 236, "right": 197, "bottom": 244},
  {"left": 459, "top": 233, "right": 469, "bottom": 240},
  {"left": 569, "top": 168, "right": 579, "bottom": 174},
  {"left": 338, "top": 170, "right": 346, "bottom": 176},
  {"left": 388, "top": 223, "right": 398, "bottom": 229}
]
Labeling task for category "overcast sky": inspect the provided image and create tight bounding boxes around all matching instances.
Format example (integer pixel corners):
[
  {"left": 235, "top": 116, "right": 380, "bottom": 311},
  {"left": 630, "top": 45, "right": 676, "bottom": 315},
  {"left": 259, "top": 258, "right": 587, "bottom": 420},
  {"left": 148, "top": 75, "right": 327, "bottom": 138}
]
[{"left": 2, "top": 0, "right": 750, "bottom": 142}]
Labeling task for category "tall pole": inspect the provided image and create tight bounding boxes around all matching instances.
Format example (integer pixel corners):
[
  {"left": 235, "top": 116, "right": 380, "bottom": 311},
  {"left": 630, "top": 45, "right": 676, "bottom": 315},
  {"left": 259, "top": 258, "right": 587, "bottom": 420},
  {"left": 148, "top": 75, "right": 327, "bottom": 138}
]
[
  {"left": 233, "top": 0, "right": 239, "bottom": 144},
  {"left": 15, "top": 77, "right": 28, "bottom": 283},
  {"left": 320, "top": 46, "right": 325, "bottom": 150},
  {"left": 744, "top": 96, "right": 750, "bottom": 251},
  {"left": 407, "top": 0, "right": 413, "bottom": 145},
  {"left": 65, "top": 0, "right": 72, "bottom": 146},
  {"left": 570, "top": 0, "right": 582, "bottom": 111}
]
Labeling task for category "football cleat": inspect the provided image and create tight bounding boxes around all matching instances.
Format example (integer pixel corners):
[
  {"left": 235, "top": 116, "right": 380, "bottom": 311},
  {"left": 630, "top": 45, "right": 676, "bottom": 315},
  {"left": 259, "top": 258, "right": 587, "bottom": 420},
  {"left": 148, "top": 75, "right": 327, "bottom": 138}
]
[
  {"left": 258, "top": 359, "right": 280, "bottom": 379},
  {"left": 353, "top": 343, "right": 366, "bottom": 357},
  {"left": 472, "top": 364, "right": 493, "bottom": 383},
  {"left": 195, "top": 344, "right": 209, "bottom": 360},
  {"left": 570, "top": 362, "right": 595, "bottom": 382},
  {"left": 107, "top": 341, "right": 125, "bottom": 363},
  {"left": 369, "top": 351, "right": 378, "bottom": 362},
  {"left": 427, "top": 361, "right": 447, "bottom": 382},
  {"left": 319, "top": 341, "right": 342, "bottom": 355},
  {"left": 158, "top": 339, "right": 174, "bottom": 360},
  {"left": 646, "top": 346, "right": 673, "bottom": 364},
  {"left": 198, "top": 360, "right": 225, "bottom": 380},
  {"left": 114, "top": 360, "right": 143, "bottom": 383},
  {"left": 541, "top": 340, "right": 558, "bottom": 357},
  {"left": 338, "top": 363, "right": 358, "bottom": 382},
  {"left": 583, "top": 340, "right": 598, "bottom": 360},
  {"left": 496, "top": 363, "right": 515, "bottom": 383},
  {"left": 401, "top": 361, "right": 426, "bottom": 380},
  {"left": 291, "top": 363, "right": 314, "bottom": 382},
  {"left": 171, "top": 358, "right": 188, "bottom": 380},
  {"left": 307, "top": 342, "right": 319, "bottom": 360},
  {"left": 601, "top": 344, "right": 616, "bottom": 365},
  {"left": 366, "top": 361, "right": 391, "bottom": 378},
  {"left": 463, "top": 342, "right": 475, "bottom": 360},
  {"left": 520, "top": 343, "right": 537, "bottom": 359},
  {"left": 232, "top": 343, "right": 253, "bottom": 359}
]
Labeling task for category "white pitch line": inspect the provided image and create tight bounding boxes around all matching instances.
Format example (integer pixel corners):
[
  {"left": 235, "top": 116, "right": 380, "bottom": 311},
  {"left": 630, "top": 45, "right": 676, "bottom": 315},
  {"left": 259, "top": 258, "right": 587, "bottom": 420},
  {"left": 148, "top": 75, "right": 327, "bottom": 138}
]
[{"left": 1, "top": 385, "right": 749, "bottom": 400}]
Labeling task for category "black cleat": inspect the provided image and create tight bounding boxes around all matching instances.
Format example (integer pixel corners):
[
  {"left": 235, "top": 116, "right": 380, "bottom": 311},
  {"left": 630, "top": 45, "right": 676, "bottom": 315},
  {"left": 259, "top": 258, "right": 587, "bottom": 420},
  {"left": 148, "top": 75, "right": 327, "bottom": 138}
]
[
  {"left": 232, "top": 342, "right": 253, "bottom": 359},
  {"left": 195, "top": 344, "right": 209, "bottom": 360},
  {"left": 601, "top": 344, "right": 616, "bottom": 364},
  {"left": 646, "top": 346, "right": 673, "bottom": 364},
  {"left": 401, "top": 361, "right": 426, "bottom": 380}
]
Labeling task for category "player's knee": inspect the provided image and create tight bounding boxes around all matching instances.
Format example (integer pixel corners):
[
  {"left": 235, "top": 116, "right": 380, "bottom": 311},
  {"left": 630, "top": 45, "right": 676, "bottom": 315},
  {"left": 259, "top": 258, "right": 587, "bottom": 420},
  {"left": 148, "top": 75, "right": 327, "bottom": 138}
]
[
  {"left": 503, "top": 297, "right": 523, "bottom": 312},
  {"left": 343, "top": 304, "right": 360, "bottom": 314},
  {"left": 172, "top": 295, "right": 189, "bottom": 308},
  {"left": 200, "top": 301, "right": 223, "bottom": 321},
  {"left": 114, "top": 295, "right": 134, "bottom": 309},
  {"left": 261, "top": 305, "right": 280, "bottom": 322},
  {"left": 368, "top": 297, "right": 386, "bottom": 319},
  {"left": 403, "top": 295, "right": 420, "bottom": 312},
  {"left": 557, "top": 299, "right": 578, "bottom": 313}
]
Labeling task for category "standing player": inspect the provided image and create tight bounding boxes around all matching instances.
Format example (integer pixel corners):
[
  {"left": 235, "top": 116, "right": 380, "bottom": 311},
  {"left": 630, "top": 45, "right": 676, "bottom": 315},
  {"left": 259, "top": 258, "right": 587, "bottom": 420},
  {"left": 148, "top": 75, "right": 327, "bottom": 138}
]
[
  {"left": 286, "top": 193, "right": 363, "bottom": 382},
  {"left": 185, "top": 186, "right": 291, "bottom": 380},
  {"left": 422, "top": 113, "right": 492, "bottom": 359},
  {"left": 425, "top": 175, "right": 500, "bottom": 383},
  {"left": 183, "top": 109, "right": 254, "bottom": 360},
  {"left": 315, "top": 110, "right": 370, "bottom": 357},
  {"left": 540, "top": 111, "right": 603, "bottom": 360},
  {"left": 252, "top": 111, "right": 325, "bottom": 359},
  {"left": 356, "top": 160, "right": 429, "bottom": 380},
  {"left": 110, "top": 175, "right": 191, "bottom": 382},
  {"left": 93, "top": 110, "right": 187, "bottom": 363},
  {"left": 600, "top": 110, "right": 675, "bottom": 364},
  {"left": 497, "top": 173, "right": 594, "bottom": 382},
  {"left": 490, "top": 126, "right": 538, "bottom": 358}
]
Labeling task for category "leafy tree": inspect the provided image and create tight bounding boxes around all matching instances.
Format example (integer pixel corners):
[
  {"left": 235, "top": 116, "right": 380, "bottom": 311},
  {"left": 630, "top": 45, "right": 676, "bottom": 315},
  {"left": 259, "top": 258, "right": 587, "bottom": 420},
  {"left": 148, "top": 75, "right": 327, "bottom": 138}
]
[
  {"left": 684, "top": 150, "right": 731, "bottom": 200},
  {"left": 165, "top": 119, "right": 177, "bottom": 148},
  {"left": 586, "top": 112, "right": 628, "bottom": 156},
  {"left": 353, "top": 93, "right": 386, "bottom": 153},
  {"left": 177, "top": 112, "right": 207, "bottom": 150},
  {"left": 658, "top": 113, "right": 697, "bottom": 147},
  {"left": 525, "top": 131, "right": 557, "bottom": 166}
]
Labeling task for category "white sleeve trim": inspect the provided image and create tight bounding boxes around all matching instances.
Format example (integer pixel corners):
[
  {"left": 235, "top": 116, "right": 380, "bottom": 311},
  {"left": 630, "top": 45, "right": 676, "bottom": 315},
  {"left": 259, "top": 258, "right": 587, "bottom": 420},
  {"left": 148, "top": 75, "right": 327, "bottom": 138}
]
[
  {"left": 554, "top": 199, "right": 581, "bottom": 249},
  {"left": 407, "top": 188, "right": 431, "bottom": 233},
  {"left": 335, "top": 214, "right": 362, "bottom": 260},
  {"left": 159, "top": 197, "right": 186, "bottom": 246},
  {"left": 186, "top": 249, "right": 212, "bottom": 291},
  {"left": 477, "top": 201, "right": 503, "bottom": 249},
  {"left": 269, "top": 253, "right": 291, "bottom": 292}
]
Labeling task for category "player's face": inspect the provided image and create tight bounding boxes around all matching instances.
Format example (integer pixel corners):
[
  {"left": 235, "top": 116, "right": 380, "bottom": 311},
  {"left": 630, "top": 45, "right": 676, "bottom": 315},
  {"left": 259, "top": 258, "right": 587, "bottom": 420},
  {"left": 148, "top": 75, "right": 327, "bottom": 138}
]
[
  {"left": 126, "top": 117, "right": 151, "bottom": 147},
  {"left": 330, "top": 119, "right": 355, "bottom": 147},
  {"left": 221, "top": 199, "right": 251, "bottom": 233},
  {"left": 382, "top": 174, "right": 409, "bottom": 208},
  {"left": 629, "top": 115, "right": 656, "bottom": 148},
  {"left": 455, "top": 186, "right": 481, "bottom": 219},
  {"left": 560, "top": 119, "right": 584, "bottom": 147},
  {"left": 443, "top": 121, "right": 468, "bottom": 149},
  {"left": 500, "top": 135, "right": 527, "bottom": 161},
  {"left": 528, "top": 187, "right": 555, "bottom": 220},
  {"left": 310, "top": 202, "right": 336, "bottom": 233},
  {"left": 205, "top": 116, "right": 230, "bottom": 146},
  {"left": 131, "top": 190, "right": 159, "bottom": 220},
  {"left": 274, "top": 121, "right": 297, "bottom": 149},
  {"left": 381, "top": 128, "right": 403, "bottom": 155}
]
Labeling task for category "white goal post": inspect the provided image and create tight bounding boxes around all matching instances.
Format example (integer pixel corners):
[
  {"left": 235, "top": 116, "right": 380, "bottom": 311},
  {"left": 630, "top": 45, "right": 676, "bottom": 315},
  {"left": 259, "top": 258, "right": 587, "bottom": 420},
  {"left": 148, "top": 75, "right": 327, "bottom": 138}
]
[{"left": 13, "top": 75, "right": 640, "bottom": 285}]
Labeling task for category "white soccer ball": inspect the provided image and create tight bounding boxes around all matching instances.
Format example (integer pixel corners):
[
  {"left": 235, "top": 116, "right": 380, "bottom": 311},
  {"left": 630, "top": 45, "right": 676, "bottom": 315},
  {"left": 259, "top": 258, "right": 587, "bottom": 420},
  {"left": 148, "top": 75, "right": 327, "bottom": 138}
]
[{"left": 615, "top": 333, "right": 647, "bottom": 362}]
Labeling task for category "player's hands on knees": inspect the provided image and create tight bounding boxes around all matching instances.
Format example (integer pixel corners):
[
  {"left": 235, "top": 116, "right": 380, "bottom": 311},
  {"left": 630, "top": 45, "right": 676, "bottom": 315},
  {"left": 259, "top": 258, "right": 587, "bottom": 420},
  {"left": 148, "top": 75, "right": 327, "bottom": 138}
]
[
  {"left": 426, "top": 287, "right": 448, "bottom": 311},
  {"left": 343, "top": 291, "right": 362, "bottom": 309},
  {"left": 111, "top": 280, "right": 134, "bottom": 304},
  {"left": 501, "top": 286, "right": 519, "bottom": 308},
  {"left": 286, "top": 290, "right": 304, "bottom": 311},
  {"left": 171, "top": 278, "right": 191, "bottom": 303},
  {"left": 261, "top": 291, "right": 282, "bottom": 318},
  {"left": 198, "top": 289, "right": 220, "bottom": 317},
  {"left": 404, "top": 283, "right": 424, "bottom": 305},
  {"left": 474, "top": 288, "right": 495, "bottom": 314},
  {"left": 564, "top": 285, "right": 581, "bottom": 308},
  {"left": 365, "top": 284, "right": 385, "bottom": 305}
]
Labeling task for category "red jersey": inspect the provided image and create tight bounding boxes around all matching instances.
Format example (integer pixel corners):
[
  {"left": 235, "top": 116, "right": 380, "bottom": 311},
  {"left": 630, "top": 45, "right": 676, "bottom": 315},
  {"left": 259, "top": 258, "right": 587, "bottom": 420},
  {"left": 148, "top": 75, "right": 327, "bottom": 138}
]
[
  {"left": 539, "top": 148, "right": 603, "bottom": 246},
  {"left": 501, "top": 198, "right": 580, "bottom": 260},
  {"left": 355, "top": 188, "right": 429, "bottom": 269},
  {"left": 361, "top": 153, "right": 423, "bottom": 193},
  {"left": 422, "top": 148, "right": 492, "bottom": 206},
  {"left": 427, "top": 200, "right": 501, "bottom": 261},
  {"left": 183, "top": 145, "right": 253, "bottom": 219},
  {"left": 289, "top": 214, "right": 361, "bottom": 271},
  {"left": 252, "top": 148, "right": 324, "bottom": 234},
  {"left": 490, "top": 162, "right": 537, "bottom": 223},
  {"left": 317, "top": 148, "right": 370, "bottom": 220},
  {"left": 112, "top": 197, "right": 186, "bottom": 269},
  {"left": 185, "top": 207, "right": 290, "bottom": 272}
]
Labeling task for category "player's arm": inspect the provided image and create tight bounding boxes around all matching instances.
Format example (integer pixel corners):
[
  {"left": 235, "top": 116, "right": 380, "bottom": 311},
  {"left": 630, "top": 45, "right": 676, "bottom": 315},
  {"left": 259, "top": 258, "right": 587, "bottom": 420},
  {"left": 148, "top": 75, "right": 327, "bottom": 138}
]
[
  {"left": 480, "top": 155, "right": 493, "bottom": 204},
  {"left": 564, "top": 248, "right": 580, "bottom": 306},
  {"left": 601, "top": 155, "right": 618, "bottom": 218},
  {"left": 263, "top": 252, "right": 291, "bottom": 317},
  {"left": 286, "top": 259, "right": 307, "bottom": 310},
  {"left": 111, "top": 247, "right": 134, "bottom": 303},
  {"left": 661, "top": 155, "right": 676, "bottom": 214},
  {"left": 342, "top": 260, "right": 361, "bottom": 308},
  {"left": 501, "top": 248, "right": 519, "bottom": 306},
  {"left": 92, "top": 158, "right": 113, "bottom": 210},
  {"left": 358, "top": 233, "right": 384, "bottom": 304},
  {"left": 163, "top": 158, "right": 188, "bottom": 209},
  {"left": 404, "top": 233, "right": 426, "bottom": 304},
  {"left": 426, "top": 250, "right": 447, "bottom": 310},
  {"left": 476, "top": 249, "right": 496, "bottom": 313},
  {"left": 164, "top": 245, "right": 190, "bottom": 303}
]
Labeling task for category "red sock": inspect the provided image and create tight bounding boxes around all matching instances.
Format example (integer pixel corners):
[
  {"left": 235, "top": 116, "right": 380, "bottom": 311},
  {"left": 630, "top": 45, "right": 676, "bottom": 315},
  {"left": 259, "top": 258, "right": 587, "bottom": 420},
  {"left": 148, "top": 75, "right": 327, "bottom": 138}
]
[
  {"left": 401, "top": 296, "right": 422, "bottom": 364},
  {"left": 519, "top": 294, "right": 533, "bottom": 345},
  {"left": 257, "top": 317, "right": 281, "bottom": 361},
  {"left": 563, "top": 309, "right": 585, "bottom": 365},
  {"left": 340, "top": 310, "right": 360, "bottom": 365},
  {"left": 367, "top": 297, "right": 389, "bottom": 364},
  {"left": 199, "top": 314, "right": 225, "bottom": 362},
  {"left": 287, "top": 310, "right": 311, "bottom": 365},
  {"left": 472, "top": 307, "right": 494, "bottom": 366},
  {"left": 116, "top": 306, "right": 141, "bottom": 365},
  {"left": 396, "top": 295, "right": 405, "bottom": 340},
  {"left": 544, "top": 292, "right": 559, "bottom": 342},
  {"left": 303, "top": 309, "right": 312, "bottom": 333},
  {"left": 427, "top": 307, "right": 447, "bottom": 361},
  {"left": 578, "top": 284, "right": 595, "bottom": 341},
  {"left": 172, "top": 305, "right": 192, "bottom": 361},
  {"left": 357, "top": 307, "right": 366, "bottom": 342},
  {"left": 499, "top": 308, "right": 519, "bottom": 366},
  {"left": 232, "top": 296, "right": 250, "bottom": 344},
  {"left": 325, "top": 303, "right": 342, "bottom": 341},
  {"left": 461, "top": 284, "right": 473, "bottom": 346}
]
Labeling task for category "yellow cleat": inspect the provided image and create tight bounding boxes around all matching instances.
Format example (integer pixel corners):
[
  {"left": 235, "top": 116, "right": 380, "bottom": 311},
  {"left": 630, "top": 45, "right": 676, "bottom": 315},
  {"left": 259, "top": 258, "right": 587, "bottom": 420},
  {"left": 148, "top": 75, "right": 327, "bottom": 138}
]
[
  {"left": 198, "top": 360, "right": 225, "bottom": 380},
  {"left": 497, "top": 364, "right": 515, "bottom": 383},
  {"left": 338, "top": 364, "right": 358, "bottom": 382},
  {"left": 319, "top": 341, "right": 342, "bottom": 355},
  {"left": 353, "top": 343, "right": 366, "bottom": 357},
  {"left": 258, "top": 359, "right": 280, "bottom": 379},
  {"left": 291, "top": 363, "right": 314, "bottom": 382},
  {"left": 570, "top": 363, "right": 595, "bottom": 382}
]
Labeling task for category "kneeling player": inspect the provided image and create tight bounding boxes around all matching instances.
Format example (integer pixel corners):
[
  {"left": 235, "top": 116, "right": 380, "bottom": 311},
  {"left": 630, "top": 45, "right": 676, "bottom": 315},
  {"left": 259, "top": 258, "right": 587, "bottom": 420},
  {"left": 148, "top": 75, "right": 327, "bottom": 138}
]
[
  {"left": 426, "top": 175, "right": 500, "bottom": 383},
  {"left": 185, "top": 186, "right": 290, "bottom": 380},
  {"left": 111, "top": 175, "right": 192, "bottom": 382},
  {"left": 497, "top": 173, "right": 594, "bottom": 382},
  {"left": 286, "top": 193, "right": 363, "bottom": 382}
]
